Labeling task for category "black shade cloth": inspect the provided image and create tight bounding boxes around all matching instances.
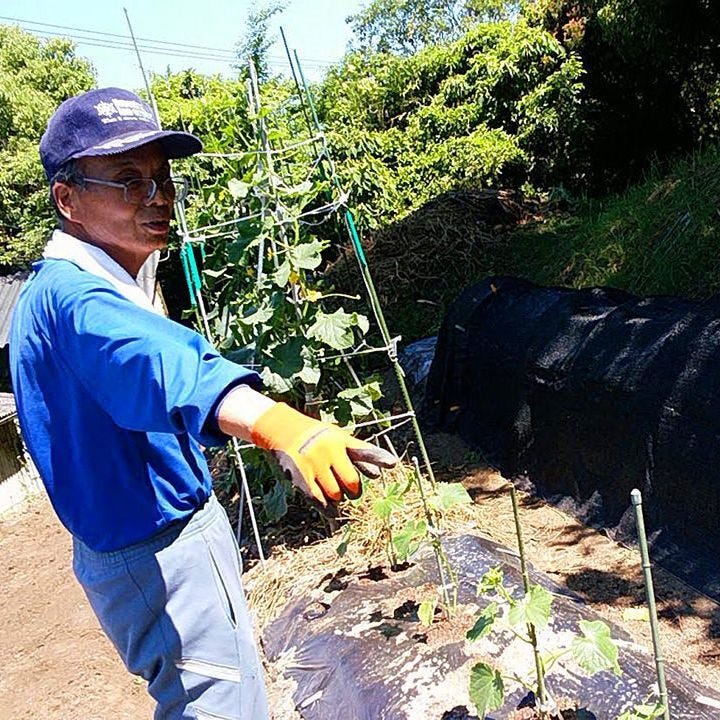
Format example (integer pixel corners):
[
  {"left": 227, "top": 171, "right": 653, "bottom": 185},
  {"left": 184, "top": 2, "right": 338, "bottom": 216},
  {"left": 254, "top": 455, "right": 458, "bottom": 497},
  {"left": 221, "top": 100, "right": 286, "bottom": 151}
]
[{"left": 423, "top": 276, "right": 720, "bottom": 598}]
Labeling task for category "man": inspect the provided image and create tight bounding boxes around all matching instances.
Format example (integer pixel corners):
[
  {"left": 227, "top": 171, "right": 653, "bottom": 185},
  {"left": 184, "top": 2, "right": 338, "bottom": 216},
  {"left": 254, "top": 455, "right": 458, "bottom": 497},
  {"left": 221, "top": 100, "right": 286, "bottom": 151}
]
[{"left": 10, "top": 87, "right": 396, "bottom": 719}]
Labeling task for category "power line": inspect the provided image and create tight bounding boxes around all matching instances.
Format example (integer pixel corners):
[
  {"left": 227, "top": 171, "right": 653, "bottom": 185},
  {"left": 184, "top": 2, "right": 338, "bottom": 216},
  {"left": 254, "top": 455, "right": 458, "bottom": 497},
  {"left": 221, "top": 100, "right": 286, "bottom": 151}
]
[
  {"left": 28, "top": 29, "right": 239, "bottom": 64},
  {"left": 0, "top": 14, "right": 236, "bottom": 55},
  {"left": 0, "top": 14, "right": 335, "bottom": 67}
]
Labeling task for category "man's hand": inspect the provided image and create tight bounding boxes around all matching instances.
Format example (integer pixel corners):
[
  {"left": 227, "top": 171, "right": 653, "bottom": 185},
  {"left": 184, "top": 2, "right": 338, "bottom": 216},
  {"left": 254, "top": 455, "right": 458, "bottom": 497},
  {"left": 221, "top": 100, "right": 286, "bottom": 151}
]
[{"left": 250, "top": 402, "right": 397, "bottom": 506}]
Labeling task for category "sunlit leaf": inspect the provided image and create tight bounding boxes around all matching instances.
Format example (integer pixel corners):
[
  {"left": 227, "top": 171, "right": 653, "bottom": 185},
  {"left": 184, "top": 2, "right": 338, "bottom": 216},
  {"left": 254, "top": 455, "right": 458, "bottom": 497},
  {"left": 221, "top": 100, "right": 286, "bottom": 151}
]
[
  {"left": 434, "top": 482, "right": 472, "bottom": 510},
  {"left": 392, "top": 520, "right": 427, "bottom": 562},
  {"left": 508, "top": 584, "right": 553, "bottom": 630},
  {"left": 228, "top": 178, "right": 250, "bottom": 199},
  {"left": 622, "top": 607, "right": 650, "bottom": 623},
  {"left": 288, "top": 239, "right": 325, "bottom": 270},
  {"left": 468, "top": 662, "right": 504, "bottom": 717},
  {"left": 272, "top": 261, "right": 291, "bottom": 287},
  {"left": 570, "top": 620, "right": 622, "bottom": 676},
  {"left": 476, "top": 566, "right": 504, "bottom": 595},
  {"left": 307, "top": 309, "right": 359, "bottom": 350},
  {"left": 260, "top": 367, "right": 294, "bottom": 394},
  {"left": 372, "top": 482, "right": 404, "bottom": 519},
  {"left": 239, "top": 303, "right": 274, "bottom": 326}
]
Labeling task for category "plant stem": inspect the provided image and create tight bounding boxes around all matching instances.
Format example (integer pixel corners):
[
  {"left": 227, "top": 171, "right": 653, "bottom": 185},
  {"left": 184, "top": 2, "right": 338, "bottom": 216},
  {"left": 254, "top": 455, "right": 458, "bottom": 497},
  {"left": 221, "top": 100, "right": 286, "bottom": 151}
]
[
  {"left": 411, "top": 456, "right": 456, "bottom": 613},
  {"left": 509, "top": 483, "right": 547, "bottom": 707}
]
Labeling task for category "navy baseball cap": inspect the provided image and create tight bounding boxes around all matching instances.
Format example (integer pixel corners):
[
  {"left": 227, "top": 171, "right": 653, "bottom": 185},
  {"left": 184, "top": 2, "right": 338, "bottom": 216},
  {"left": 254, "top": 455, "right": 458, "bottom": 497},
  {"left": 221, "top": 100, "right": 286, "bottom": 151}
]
[{"left": 40, "top": 87, "right": 202, "bottom": 181}]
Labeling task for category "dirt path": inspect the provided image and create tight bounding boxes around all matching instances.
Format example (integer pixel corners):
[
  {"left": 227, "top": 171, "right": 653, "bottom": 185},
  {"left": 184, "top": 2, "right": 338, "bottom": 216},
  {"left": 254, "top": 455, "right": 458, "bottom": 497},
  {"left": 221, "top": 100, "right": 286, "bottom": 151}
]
[{"left": 0, "top": 495, "right": 153, "bottom": 719}]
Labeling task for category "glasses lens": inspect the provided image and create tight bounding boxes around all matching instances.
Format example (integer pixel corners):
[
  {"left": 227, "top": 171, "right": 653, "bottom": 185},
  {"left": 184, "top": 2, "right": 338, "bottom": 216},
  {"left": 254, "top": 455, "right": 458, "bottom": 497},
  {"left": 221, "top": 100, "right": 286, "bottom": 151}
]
[
  {"left": 167, "top": 177, "right": 188, "bottom": 203},
  {"left": 125, "top": 179, "right": 155, "bottom": 204}
]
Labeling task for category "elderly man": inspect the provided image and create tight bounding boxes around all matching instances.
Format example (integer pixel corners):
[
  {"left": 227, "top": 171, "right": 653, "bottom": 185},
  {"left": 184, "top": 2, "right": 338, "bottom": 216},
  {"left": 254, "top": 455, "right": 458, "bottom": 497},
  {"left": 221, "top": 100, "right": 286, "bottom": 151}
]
[{"left": 10, "top": 87, "right": 395, "bottom": 719}]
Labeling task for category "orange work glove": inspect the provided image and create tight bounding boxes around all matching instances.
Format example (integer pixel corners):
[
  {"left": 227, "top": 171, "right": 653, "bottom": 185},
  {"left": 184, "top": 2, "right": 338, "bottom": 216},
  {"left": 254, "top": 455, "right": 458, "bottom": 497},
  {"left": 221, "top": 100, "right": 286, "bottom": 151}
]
[{"left": 250, "top": 402, "right": 397, "bottom": 506}]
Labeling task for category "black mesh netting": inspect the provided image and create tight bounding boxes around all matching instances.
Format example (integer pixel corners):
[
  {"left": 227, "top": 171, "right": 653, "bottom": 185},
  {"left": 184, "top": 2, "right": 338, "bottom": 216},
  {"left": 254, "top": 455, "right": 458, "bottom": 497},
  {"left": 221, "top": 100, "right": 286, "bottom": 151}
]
[{"left": 423, "top": 276, "right": 720, "bottom": 598}]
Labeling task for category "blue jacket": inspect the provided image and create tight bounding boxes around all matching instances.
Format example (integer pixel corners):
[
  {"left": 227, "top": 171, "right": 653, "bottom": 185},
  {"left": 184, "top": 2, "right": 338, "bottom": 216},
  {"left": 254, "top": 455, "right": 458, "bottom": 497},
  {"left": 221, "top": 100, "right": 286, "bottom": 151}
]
[{"left": 10, "top": 258, "right": 259, "bottom": 551}]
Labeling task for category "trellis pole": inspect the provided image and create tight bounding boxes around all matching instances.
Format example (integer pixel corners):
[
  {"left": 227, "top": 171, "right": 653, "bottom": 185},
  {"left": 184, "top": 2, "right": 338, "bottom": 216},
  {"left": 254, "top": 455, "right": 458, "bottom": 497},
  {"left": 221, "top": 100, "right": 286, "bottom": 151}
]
[{"left": 123, "top": 8, "right": 266, "bottom": 566}]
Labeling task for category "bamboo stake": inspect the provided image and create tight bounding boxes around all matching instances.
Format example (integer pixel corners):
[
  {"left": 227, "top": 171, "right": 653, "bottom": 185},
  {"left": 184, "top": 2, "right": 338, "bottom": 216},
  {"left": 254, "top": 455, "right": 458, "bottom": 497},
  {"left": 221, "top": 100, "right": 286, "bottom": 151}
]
[
  {"left": 509, "top": 483, "right": 547, "bottom": 707},
  {"left": 631, "top": 489, "right": 670, "bottom": 719}
]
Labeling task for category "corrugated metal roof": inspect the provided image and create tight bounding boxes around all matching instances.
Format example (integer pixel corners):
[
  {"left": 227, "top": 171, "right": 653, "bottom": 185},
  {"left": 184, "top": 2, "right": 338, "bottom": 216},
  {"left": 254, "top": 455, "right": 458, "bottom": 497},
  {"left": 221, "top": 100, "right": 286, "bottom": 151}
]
[
  {"left": 0, "top": 392, "right": 16, "bottom": 423},
  {"left": 0, "top": 272, "right": 29, "bottom": 348}
]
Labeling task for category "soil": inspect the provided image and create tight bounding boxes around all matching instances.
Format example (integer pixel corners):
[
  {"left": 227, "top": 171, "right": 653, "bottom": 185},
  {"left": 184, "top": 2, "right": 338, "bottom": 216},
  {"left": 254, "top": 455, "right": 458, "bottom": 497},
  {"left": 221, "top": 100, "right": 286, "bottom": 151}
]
[{"left": 2, "top": 438, "right": 719, "bottom": 719}]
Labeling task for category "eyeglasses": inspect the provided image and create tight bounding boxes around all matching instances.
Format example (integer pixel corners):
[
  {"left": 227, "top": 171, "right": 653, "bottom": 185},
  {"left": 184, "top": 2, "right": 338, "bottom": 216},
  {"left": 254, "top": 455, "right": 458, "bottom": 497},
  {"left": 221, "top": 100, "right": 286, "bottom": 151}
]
[{"left": 74, "top": 175, "right": 189, "bottom": 204}]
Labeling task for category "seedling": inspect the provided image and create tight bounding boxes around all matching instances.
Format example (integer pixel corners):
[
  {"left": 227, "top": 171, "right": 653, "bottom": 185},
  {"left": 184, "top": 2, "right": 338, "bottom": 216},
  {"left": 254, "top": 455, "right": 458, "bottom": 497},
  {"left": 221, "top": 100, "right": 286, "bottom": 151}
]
[
  {"left": 466, "top": 564, "right": 621, "bottom": 718},
  {"left": 467, "top": 483, "right": 621, "bottom": 718}
]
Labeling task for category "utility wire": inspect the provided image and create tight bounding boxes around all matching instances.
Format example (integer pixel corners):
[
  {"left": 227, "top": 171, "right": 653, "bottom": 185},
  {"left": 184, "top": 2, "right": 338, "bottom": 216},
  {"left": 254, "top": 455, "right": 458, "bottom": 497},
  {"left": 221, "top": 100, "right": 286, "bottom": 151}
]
[{"left": 0, "top": 14, "right": 334, "bottom": 67}]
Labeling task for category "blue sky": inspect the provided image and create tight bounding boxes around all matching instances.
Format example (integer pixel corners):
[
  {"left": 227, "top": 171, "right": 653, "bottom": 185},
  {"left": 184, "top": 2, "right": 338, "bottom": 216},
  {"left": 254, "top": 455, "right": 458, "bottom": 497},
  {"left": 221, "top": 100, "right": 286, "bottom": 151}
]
[{"left": 1, "top": 1, "right": 365, "bottom": 90}]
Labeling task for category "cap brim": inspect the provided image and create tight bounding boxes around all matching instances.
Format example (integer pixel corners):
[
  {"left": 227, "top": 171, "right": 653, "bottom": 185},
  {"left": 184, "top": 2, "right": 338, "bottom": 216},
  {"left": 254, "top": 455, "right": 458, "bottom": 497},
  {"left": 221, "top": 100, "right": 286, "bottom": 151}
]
[{"left": 71, "top": 128, "right": 202, "bottom": 161}]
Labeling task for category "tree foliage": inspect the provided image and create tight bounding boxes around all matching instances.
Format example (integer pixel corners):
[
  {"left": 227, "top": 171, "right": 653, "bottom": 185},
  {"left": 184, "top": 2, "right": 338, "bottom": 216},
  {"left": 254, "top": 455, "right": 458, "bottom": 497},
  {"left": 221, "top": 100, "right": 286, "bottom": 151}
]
[
  {"left": 522, "top": 0, "right": 720, "bottom": 188},
  {"left": 347, "top": 0, "right": 519, "bottom": 55},
  {"left": 234, "top": 1, "right": 287, "bottom": 80},
  {"left": 0, "top": 25, "right": 95, "bottom": 270},
  {"left": 320, "top": 18, "right": 586, "bottom": 229}
]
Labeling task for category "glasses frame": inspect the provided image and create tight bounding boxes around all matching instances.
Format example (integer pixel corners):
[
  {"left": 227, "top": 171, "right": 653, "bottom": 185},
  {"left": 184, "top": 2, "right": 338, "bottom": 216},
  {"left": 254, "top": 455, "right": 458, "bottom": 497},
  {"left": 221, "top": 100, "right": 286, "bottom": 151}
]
[{"left": 72, "top": 174, "right": 189, "bottom": 204}]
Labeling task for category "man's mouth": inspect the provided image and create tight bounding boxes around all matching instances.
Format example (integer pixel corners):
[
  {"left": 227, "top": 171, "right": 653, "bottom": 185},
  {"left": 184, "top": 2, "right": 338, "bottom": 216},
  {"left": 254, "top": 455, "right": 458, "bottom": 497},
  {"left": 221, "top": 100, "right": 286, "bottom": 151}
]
[{"left": 143, "top": 219, "right": 170, "bottom": 233}]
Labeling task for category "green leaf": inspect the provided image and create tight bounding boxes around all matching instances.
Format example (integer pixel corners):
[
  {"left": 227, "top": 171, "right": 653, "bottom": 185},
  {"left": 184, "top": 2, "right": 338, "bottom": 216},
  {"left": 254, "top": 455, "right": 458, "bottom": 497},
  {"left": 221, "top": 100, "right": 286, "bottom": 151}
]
[
  {"left": 476, "top": 566, "right": 504, "bottom": 595},
  {"left": 288, "top": 239, "right": 325, "bottom": 270},
  {"left": 260, "top": 367, "right": 294, "bottom": 394},
  {"left": 392, "top": 520, "right": 427, "bottom": 562},
  {"left": 622, "top": 607, "right": 650, "bottom": 623},
  {"left": 228, "top": 178, "right": 250, "bottom": 199},
  {"left": 615, "top": 703, "right": 666, "bottom": 720},
  {"left": 372, "top": 483, "right": 405, "bottom": 520},
  {"left": 433, "top": 482, "right": 472, "bottom": 510},
  {"left": 307, "top": 309, "right": 358, "bottom": 350},
  {"left": 272, "top": 261, "right": 291, "bottom": 287},
  {"left": 239, "top": 303, "right": 274, "bottom": 326},
  {"left": 468, "top": 662, "right": 504, "bottom": 717},
  {"left": 570, "top": 620, "right": 622, "bottom": 676},
  {"left": 466, "top": 601, "right": 499, "bottom": 641},
  {"left": 337, "top": 381, "right": 382, "bottom": 419},
  {"left": 269, "top": 336, "right": 305, "bottom": 378},
  {"left": 336, "top": 525, "right": 353, "bottom": 557},
  {"left": 297, "top": 362, "right": 321, "bottom": 386},
  {"left": 353, "top": 312, "right": 370, "bottom": 335},
  {"left": 262, "top": 478, "right": 288, "bottom": 523},
  {"left": 508, "top": 584, "right": 553, "bottom": 630},
  {"left": 418, "top": 599, "right": 437, "bottom": 627}
]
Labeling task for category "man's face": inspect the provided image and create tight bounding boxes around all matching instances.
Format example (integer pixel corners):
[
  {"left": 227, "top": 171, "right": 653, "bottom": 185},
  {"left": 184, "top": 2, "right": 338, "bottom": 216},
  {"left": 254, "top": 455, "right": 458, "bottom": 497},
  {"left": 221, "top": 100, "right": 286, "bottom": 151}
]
[{"left": 68, "top": 142, "right": 174, "bottom": 272}]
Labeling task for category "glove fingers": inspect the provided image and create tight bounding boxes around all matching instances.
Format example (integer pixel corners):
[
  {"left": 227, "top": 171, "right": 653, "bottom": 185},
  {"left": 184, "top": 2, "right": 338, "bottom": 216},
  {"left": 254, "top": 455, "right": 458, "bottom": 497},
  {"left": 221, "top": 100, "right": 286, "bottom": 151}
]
[
  {"left": 317, "top": 466, "right": 343, "bottom": 504},
  {"left": 352, "top": 459, "right": 383, "bottom": 480},
  {"left": 347, "top": 443, "right": 398, "bottom": 470},
  {"left": 277, "top": 451, "right": 327, "bottom": 506},
  {"left": 332, "top": 454, "right": 362, "bottom": 499}
]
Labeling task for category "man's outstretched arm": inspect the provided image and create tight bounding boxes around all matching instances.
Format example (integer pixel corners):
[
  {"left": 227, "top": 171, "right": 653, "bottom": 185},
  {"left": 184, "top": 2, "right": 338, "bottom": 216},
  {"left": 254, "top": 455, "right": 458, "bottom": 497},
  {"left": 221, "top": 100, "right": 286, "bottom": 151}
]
[{"left": 216, "top": 385, "right": 397, "bottom": 506}]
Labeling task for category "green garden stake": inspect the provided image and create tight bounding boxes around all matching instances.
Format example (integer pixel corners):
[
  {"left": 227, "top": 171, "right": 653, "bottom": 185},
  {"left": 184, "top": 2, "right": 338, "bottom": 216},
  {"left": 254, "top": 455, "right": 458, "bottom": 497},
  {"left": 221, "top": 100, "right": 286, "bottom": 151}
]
[
  {"left": 292, "top": 50, "right": 438, "bottom": 489},
  {"left": 631, "top": 488, "right": 670, "bottom": 720},
  {"left": 509, "top": 483, "right": 547, "bottom": 707},
  {"left": 179, "top": 244, "right": 197, "bottom": 308}
]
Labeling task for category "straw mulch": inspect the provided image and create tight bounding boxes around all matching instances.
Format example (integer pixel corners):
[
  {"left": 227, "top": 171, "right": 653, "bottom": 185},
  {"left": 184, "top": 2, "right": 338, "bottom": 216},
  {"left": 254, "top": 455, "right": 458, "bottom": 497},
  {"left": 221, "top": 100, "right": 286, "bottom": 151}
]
[
  {"left": 326, "top": 189, "right": 539, "bottom": 336},
  {"left": 242, "top": 462, "right": 512, "bottom": 631}
]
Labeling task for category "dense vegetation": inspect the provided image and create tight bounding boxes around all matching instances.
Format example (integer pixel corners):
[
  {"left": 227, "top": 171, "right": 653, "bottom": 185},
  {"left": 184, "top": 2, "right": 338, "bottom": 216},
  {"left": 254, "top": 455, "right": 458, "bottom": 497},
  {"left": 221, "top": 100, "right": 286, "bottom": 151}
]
[
  {"left": 2, "top": 0, "right": 720, "bottom": 331},
  {"left": 0, "top": 26, "right": 94, "bottom": 268}
]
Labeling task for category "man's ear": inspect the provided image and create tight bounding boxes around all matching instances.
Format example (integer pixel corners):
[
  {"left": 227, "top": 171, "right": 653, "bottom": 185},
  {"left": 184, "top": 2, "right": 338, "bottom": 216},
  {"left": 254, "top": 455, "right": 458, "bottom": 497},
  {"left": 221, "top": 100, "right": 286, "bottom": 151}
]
[{"left": 52, "top": 181, "right": 78, "bottom": 222}]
